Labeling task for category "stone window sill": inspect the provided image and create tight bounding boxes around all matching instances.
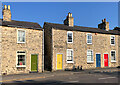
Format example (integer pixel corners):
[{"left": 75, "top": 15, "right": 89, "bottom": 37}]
[
  {"left": 16, "top": 65, "right": 26, "bottom": 68},
  {"left": 67, "top": 61, "right": 74, "bottom": 64},
  {"left": 87, "top": 61, "right": 94, "bottom": 64},
  {"left": 111, "top": 61, "right": 116, "bottom": 63}
]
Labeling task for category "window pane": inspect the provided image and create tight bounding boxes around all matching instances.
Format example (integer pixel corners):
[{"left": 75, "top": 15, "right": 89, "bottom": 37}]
[
  {"left": 87, "top": 50, "right": 93, "bottom": 62},
  {"left": 18, "top": 30, "right": 25, "bottom": 42},
  {"left": 111, "top": 51, "right": 115, "bottom": 61},
  {"left": 17, "top": 53, "right": 25, "bottom": 66},
  {"left": 87, "top": 34, "right": 92, "bottom": 44},
  {"left": 111, "top": 36, "right": 115, "bottom": 44},
  {"left": 67, "top": 50, "right": 73, "bottom": 61},
  {"left": 68, "top": 33, "right": 72, "bottom": 42}
]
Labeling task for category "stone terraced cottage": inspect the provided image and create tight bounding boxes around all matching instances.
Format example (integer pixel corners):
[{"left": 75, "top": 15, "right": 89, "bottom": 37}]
[
  {"left": 44, "top": 12, "right": 120, "bottom": 71},
  {"left": 114, "top": 27, "right": 120, "bottom": 66},
  {"left": 0, "top": 5, "right": 43, "bottom": 75}
]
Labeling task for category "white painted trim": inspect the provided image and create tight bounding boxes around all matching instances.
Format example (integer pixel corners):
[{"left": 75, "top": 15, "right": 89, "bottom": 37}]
[
  {"left": 17, "top": 29, "right": 26, "bottom": 44},
  {"left": 16, "top": 51, "right": 26, "bottom": 67},
  {"left": 110, "top": 35, "right": 115, "bottom": 46},
  {"left": 86, "top": 33, "right": 92, "bottom": 44},
  {"left": 66, "top": 49, "right": 74, "bottom": 63},
  {"left": 56, "top": 53, "right": 63, "bottom": 70},
  {"left": 103, "top": 53, "right": 109, "bottom": 67},
  {"left": 87, "top": 61, "right": 94, "bottom": 63},
  {"left": 67, "top": 31, "right": 73, "bottom": 43},
  {"left": 110, "top": 50, "right": 116, "bottom": 62},
  {"left": 87, "top": 49, "right": 94, "bottom": 63},
  {"left": 67, "top": 61, "right": 74, "bottom": 64}
]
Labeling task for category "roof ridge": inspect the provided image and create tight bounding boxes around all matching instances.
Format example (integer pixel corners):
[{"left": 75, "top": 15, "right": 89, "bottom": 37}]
[{"left": 44, "top": 22, "right": 120, "bottom": 35}]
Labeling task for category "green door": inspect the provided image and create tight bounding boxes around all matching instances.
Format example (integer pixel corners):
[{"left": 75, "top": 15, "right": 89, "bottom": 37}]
[{"left": 31, "top": 54, "right": 38, "bottom": 72}]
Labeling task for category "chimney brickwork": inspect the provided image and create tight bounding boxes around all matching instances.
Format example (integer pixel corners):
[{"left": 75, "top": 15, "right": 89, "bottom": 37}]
[
  {"left": 3, "top": 5, "right": 11, "bottom": 21},
  {"left": 98, "top": 18, "right": 109, "bottom": 31},
  {"left": 64, "top": 12, "right": 74, "bottom": 27}
]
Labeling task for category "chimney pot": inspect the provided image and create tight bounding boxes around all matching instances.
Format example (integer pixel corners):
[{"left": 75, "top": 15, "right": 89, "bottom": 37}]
[
  {"left": 102, "top": 19, "right": 104, "bottom": 23},
  {"left": 104, "top": 18, "right": 106, "bottom": 22},
  {"left": 4, "top": 5, "right": 7, "bottom": 9},
  {"left": 68, "top": 12, "right": 71, "bottom": 17},
  {"left": 8, "top": 5, "right": 10, "bottom": 10}
]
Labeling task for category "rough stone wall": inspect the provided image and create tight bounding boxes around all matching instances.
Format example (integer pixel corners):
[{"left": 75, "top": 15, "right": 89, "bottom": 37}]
[
  {"left": 1, "top": 26, "right": 43, "bottom": 75},
  {"left": 0, "top": 27, "right": 2, "bottom": 76},
  {"left": 52, "top": 28, "right": 119, "bottom": 71},
  {"left": 2, "top": 9, "right": 11, "bottom": 21},
  {"left": 118, "top": 35, "right": 120, "bottom": 66}
]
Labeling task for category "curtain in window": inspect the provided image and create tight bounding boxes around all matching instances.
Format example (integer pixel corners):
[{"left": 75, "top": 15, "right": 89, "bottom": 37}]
[{"left": 18, "top": 30, "right": 25, "bottom": 42}]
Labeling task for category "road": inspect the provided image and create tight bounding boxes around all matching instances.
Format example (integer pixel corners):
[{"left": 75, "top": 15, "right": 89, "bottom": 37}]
[{"left": 1, "top": 70, "right": 120, "bottom": 85}]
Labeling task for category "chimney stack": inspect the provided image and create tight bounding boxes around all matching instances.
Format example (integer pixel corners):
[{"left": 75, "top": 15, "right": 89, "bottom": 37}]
[
  {"left": 64, "top": 12, "right": 74, "bottom": 27},
  {"left": 2, "top": 5, "right": 11, "bottom": 21},
  {"left": 98, "top": 18, "right": 109, "bottom": 31}
]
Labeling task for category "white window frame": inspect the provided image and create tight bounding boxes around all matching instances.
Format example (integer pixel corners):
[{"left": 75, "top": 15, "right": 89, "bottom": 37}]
[
  {"left": 87, "top": 49, "right": 94, "bottom": 63},
  {"left": 110, "top": 35, "right": 115, "bottom": 45},
  {"left": 87, "top": 33, "right": 92, "bottom": 44},
  {"left": 111, "top": 50, "right": 116, "bottom": 62},
  {"left": 66, "top": 49, "right": 74, "bottom": 63},
  {"left": 16, "top": 51, "right": 26, "bottom": 67},
  {"left": 17, "top": 29, "right": 26, "bottom": 43},
  {"left": 67, "top": 31, "right": 73, "bottom": 43}
]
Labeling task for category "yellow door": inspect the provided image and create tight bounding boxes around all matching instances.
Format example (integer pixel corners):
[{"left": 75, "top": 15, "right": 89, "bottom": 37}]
[{"left": 57, "top": 54, "right": 63, "bottom": 70}]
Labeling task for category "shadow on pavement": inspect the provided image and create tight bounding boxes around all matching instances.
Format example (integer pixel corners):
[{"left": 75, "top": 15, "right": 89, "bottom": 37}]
[{"left": 1, "top": 80, "right": 119, "bottom": 85}]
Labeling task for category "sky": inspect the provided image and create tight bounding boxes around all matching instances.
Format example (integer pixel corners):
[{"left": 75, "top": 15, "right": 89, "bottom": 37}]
[{"left": 1, "top": 2, "right": 118, "bottom": 29}]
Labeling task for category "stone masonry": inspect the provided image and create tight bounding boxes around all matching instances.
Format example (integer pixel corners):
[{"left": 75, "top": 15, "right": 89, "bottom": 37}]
[
  {"left": 52, "top": 28, "right": 118, "bottom": 70},
  {"left": 1, "top": 26, "right": 43, "bottom": 75},
  {"left": 44, "top": 12, "right": 119, "bottom": 71}
]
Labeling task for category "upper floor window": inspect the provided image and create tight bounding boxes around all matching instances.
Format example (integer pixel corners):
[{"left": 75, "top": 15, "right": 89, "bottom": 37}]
[
  {"left": 17, "top": 29, "right": 25, "bottom": 43},
  {"left": 111, "top": 50, "right": 116, "bottom": 62},
  {"left": 16, "top": 51, "right": 26, "bottom": 67},
  {"left": 67, "top": 31, "right": 73, "bottom": 43},
  {"left": 67, "top": 49, "right": 74, "bottom": 63},
  {"left": 87, "top": 50, "right": 93, "bottom": 63},
  {"left": 87, "top": 33, "right": 92, "bottom": 44},
  {"left": 110, "top": 35, "right": 115, "bottom": 45}
]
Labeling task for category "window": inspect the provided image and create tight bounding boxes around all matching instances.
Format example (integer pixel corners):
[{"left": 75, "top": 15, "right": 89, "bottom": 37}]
[
  {"left": 87, "top": 33, "right": 92, "bottom": 44},
  {"left": 111, "top": 50, "right": 116, "bottom": 62},
  {"left": 16, "top": 51, "right": 26, "bottom": 67},
  {"left": 67, "top": 31, "right": 73, "bottom": 43},
  {"left": 110, "top": 35, "right": 115, "bottom": 45},
  {"left": 17, "top": 29, "right": 25, "bottom": 43},
  {"left": 87, "top": 50, "right": 93, "bottom": 63},
  {"left": 67, "top": 49, "right": 73, "bottom": 63}
]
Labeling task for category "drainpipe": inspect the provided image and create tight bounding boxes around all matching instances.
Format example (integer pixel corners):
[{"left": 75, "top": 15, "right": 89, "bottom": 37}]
[{"left": 42, "top": 29, "right": 44, "bottom": 72}]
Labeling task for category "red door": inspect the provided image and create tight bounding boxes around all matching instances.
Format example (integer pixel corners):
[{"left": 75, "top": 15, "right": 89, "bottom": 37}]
[{"left": 104, "top": 54, "right": 108, "bottom": 67}]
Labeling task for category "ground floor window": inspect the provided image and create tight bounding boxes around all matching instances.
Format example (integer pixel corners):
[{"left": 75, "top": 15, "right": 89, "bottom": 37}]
[
  {"left": 16, "top": 51, "right": 26, "bottom": 67},
  {"left": 87, "top": 50, "right": 93, "bottom": 63},
  {"left": 111, "top": 50, "right": 116, "bottom": 62},
  {"left": 67, "top": 49, "right": 73, "bottom": 63}
]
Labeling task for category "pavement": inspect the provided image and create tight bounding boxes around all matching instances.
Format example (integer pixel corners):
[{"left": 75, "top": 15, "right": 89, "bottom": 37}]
[{"left": 0, "top": 67, "right": 120, "bottom": 85}]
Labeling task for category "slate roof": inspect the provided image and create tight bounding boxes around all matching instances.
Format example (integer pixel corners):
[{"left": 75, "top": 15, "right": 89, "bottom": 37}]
[
  {"left": 44, "top": 22, "right": 120, "bottom": 35},
  {"left": 0, "top": 19, "right": 42, "bottom": 30},
  {"left": 114, "top": 27, "right": 120, "bottom": 31}
]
